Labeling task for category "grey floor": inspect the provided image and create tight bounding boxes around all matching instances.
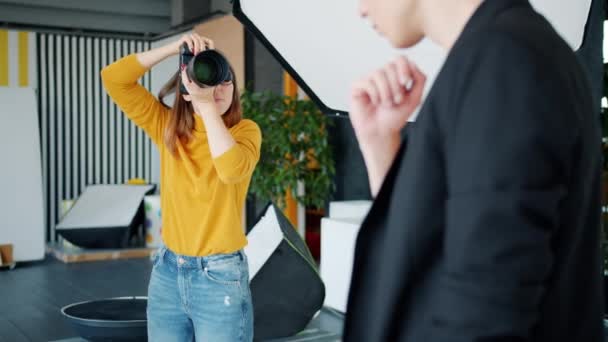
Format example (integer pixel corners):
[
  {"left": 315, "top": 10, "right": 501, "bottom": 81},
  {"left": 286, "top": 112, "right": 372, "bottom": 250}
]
[{"left": 0, "top": 256, "right": 343, "bottom": 342}]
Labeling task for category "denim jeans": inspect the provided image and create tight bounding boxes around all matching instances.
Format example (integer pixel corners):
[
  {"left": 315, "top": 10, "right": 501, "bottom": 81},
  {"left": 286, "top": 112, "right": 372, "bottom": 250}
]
[{"left": 147, "top": 245, "right": 253, "bottom": 342}]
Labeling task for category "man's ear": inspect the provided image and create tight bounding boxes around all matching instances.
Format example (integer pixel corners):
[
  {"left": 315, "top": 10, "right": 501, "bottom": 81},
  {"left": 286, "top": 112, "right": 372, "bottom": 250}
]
[{"left": 182, "top": 94, "right": 192, "bottom": 102}]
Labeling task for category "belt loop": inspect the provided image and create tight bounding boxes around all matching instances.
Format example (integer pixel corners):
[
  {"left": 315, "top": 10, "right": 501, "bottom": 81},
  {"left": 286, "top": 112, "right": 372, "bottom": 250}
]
[
  {"left": 159, "top": 246, "right": 167, "bottom": 265},
  {"left": 153, "top": 245, "right": 166, "bottom": 266},
  {"left": 199, "top": 256, "right": 206, "bottom": 271}
]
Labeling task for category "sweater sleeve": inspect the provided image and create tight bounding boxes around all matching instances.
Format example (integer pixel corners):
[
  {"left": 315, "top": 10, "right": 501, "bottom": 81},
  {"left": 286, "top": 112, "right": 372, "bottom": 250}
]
[
  {"left": 101, "top": 54, "right": 169, "bottom": 146},
  {"left": 212, "top": 119, "right": 262, "bottom": 184}
]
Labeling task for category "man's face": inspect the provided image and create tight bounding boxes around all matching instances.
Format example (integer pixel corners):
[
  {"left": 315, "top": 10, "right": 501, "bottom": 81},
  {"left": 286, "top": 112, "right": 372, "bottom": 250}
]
[{"left": 359, "top": 0, "right": 425, "bottom": 48}]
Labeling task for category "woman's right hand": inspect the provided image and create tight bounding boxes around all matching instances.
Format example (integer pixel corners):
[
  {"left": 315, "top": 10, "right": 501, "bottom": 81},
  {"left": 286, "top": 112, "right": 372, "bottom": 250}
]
[{"left": 169, "top": 33, "right": 215, "bottom": 56}]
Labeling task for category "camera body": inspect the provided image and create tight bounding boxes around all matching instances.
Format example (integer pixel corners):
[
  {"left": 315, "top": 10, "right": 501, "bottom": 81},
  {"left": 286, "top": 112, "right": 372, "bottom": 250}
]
[{"left": 179, "top": 43, "right": 232, "bottom": 95}]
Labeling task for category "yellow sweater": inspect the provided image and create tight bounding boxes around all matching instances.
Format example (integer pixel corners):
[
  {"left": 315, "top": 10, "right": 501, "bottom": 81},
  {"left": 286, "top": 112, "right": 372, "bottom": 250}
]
[{"left": 101, "top": 54, "right": 261, "bottom": 256}]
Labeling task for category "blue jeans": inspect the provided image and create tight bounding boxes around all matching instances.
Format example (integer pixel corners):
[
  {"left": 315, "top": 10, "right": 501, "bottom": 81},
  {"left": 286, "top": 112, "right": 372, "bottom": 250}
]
[{"left": 147, "top": 245, "right": 254, "bottom": 342}]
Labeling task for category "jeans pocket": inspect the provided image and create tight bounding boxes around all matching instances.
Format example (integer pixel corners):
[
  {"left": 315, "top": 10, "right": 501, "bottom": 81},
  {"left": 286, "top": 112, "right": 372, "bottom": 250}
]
[{"left": 203, "top": 258, "right": 242, "bottom": 285}]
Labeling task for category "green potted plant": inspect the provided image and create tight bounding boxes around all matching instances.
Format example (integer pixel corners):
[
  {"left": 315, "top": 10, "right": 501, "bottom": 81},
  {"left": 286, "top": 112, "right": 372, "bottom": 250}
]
[{"left": 241, "top": 89, "right": 336, "bottom": 211}]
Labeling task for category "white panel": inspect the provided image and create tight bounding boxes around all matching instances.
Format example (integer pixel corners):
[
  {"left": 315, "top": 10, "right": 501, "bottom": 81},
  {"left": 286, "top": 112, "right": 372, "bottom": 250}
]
[
  {"left": 329, "top": 200, "right": 372, "bottom": 221},
  {"left": 56, "top": 184, "right": 155, "bottom": 229},
  {"left": 144, "top": 42, "right": 152, "bottom": 183},
  {"left": 605, "top": 24, "right": 608, "bottom": 64},
  {"left": 321, "top": 200, "right": 372, "bottom": 311},
  {"left": 48, "top": 35, "right": 56, "bottom": 239},
  {"left": 243, "top": 205, "right": 284, "bottom": 280},
  {"left": 117, "top": 39, "right": 123, "bottom": 181},
  {"left": 122, "top": 39, "right": 130, "bottom": 182},
  {"left": 137, "top": 40, "right": 145, "bottom": 179},
  {"left": 108, "top": 39, "right": 116, "bottom": 185},
  {"left": 56, "top": 35, "right": 64, "bottom": 221},
  {"left": 79, "top": 36, "right": 87, "bottom": 191},
  {"left": 101, "top": 38, "right": 108, "bottom": 185},
  {"left": 130, "top": 40, "right": 137, "bottom": 179},
  {"left": 0, "top": 88, "right": 46, "bottom": 261},
  {"left": 63, "top": 35, "right": 71, "bottom": 200},
  {"left": 40, "top": 34, "right": 48, "bottom": 232},
  {"left": 93, "top": 37, "right": 101, "bottom": 185},
  {"left": 71, "top": 36, "right": 79, "bottom": 197},
  {"left": 28, "top": 32, "right": 37, "bottom": 89},
  {"left": 320, "top": 217, "right": 362, "bottom": 312},
  {"left": 239, "top": 0, "right": 592, "bottom": 115},
  {"left": 87, "top": 38, "right": 94, "bottom": 186}
]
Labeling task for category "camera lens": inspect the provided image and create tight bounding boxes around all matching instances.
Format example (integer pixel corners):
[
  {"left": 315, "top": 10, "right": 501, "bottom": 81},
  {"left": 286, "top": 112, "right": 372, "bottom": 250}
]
[
  {"left": 193, "top": 60, "right": 216, "bottom": 84},
  {"left": 187, "top": 50, "right": 232, "bottom": 87}
]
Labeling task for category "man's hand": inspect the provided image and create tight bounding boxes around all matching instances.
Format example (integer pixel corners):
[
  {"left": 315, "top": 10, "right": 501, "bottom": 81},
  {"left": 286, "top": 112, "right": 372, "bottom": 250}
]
[{"left": 349, "top": 56, "right": 426, "bottom": 196}]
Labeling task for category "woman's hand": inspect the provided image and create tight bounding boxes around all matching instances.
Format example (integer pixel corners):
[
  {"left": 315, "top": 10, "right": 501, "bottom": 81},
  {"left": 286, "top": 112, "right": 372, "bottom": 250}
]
[
  {"left": 181, "top": 68, "right": 218, "bottom": 115},
  {"left": 169, "top": 33, "right": 215, "bottom": 56},
  {"left": 174, "top": 33, "right": 220, "bottom": 115},
  {"left": 135, "top": 32, "right": 215, "bottom": 71}
]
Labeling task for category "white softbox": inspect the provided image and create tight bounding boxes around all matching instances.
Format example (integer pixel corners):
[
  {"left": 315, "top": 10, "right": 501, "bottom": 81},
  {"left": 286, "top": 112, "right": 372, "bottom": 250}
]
[{"left": 233, "top": 0, "right": 592, "bottom": 117}]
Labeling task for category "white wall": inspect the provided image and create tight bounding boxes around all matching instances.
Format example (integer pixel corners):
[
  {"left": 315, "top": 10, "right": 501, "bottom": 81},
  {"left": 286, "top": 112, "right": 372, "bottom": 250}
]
[
  {"left": 0, "top": 30, "right": 44, "bottom": 260},
  {"left": 0, "top": 88, "right": 45, "bottom": 261}
]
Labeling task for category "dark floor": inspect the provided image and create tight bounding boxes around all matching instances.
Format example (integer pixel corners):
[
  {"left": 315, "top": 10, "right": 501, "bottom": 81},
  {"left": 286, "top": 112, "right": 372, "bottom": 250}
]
[
  {"left": 3, "top": 256, "right": 608, "bottom": 342},
  {"left": 0, "top": 257, "right": 152, "bottom": 342},
  {"left": 0, "top": 256, "right": 343, "bottom": 342}
]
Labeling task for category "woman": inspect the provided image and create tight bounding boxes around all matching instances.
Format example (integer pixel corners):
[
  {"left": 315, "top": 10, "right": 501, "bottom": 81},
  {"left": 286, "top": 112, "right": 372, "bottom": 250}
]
[{"left": 101, "top": 33, "right": 260, "bottom": 342}]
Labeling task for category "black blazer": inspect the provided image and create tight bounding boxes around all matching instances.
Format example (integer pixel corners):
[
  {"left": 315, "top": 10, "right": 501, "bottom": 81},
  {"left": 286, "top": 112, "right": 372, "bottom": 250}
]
[{"left": 344, "top": 1, "right": 603, "bottom": 341}]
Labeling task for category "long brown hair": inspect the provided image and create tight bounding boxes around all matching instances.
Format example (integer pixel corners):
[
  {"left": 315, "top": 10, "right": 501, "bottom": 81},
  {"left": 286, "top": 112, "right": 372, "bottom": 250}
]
[{"left": 158, "top": 56, "right": 242, "bottom": 155}]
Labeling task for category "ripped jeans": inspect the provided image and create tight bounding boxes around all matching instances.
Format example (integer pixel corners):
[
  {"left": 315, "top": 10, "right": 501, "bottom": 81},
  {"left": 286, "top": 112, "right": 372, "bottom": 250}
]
[{"left": 147, "top": 245, "right": 253, "bottom": 342}]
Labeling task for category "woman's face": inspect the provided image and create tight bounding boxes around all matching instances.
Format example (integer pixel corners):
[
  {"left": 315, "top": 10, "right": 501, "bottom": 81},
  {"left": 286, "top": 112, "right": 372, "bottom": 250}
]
[
  {"left": 182, "top": 80, "right": 235, "bottom": 116},
  {"left": 212, "top": 80, "right": 235, "bottom": 115}
]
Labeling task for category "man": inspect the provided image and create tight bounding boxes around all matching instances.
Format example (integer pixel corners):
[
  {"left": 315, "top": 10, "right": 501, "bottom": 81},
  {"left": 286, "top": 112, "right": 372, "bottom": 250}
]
[{"left": 345, "top": 0, "right": 603, "bottom": 341}]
